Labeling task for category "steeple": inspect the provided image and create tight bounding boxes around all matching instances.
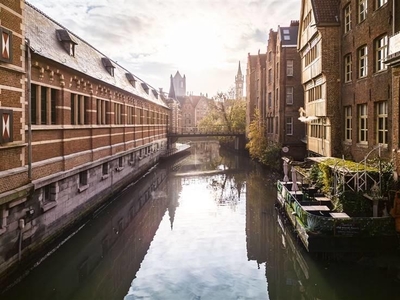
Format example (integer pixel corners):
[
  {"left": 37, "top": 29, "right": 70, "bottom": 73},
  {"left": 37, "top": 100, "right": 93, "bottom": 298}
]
[
  {"left": 168, "top": 75, "right": 176, "bottom": 99},
  {"left": 235, "top": 61, "right": 244, "bottom": 100}
]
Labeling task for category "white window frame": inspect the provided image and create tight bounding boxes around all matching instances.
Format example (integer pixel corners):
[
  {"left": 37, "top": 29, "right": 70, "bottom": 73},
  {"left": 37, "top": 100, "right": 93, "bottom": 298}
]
[
  {"left": 358, "top": 45, "right": 368, "bottom": 78},
  {"left": 344, "top": 106, "right": 352, "bottom": 142},
  {"left": 358, "top": 104, "right": 368, "bottom": 143},
  {"left": 345, "top": 54, "right": 352, "bottom": 82},
  {"left": 376, "top": 0, "right": 387, "bottom": 9},
  {"left": 376, "top": 101, "right": 388, "bottom": 145},
  {"left": 375, "top": 35, "right": 388, "bottom": 72},
  {"left": 286, "top": 60, "right": 293, "bottom": 76},
  {"left": 286, "top": 117, "right": 293, "bottom": 135},
  {"left": 359, "top": 0, "right": 367, "bottom": 23},
  {"left": 286, "top": 87, "right": 294, "bottom": 105},
  {"left": 344, "top": 4, "right": 352, "bottom": 33}
]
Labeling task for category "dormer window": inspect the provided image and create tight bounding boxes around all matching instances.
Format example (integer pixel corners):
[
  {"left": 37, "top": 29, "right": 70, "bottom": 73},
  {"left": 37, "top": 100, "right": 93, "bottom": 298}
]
[
  {"left": 101, "top": 57, "right": 115, "bottom": 77},
  {"left": 152, "top": 89, "right": 158, "bottom": 98},
  {"left": 0, "top": 27, "right": 12, "bottom": 63},
  {"left": 126, "top": 73, "right": 136, "bottom": 87},
  {"left": 141, "top": 83, "right": 149, "bottom": 94},
  {"left": 56, "top": 29, "right": 77, "bottom": 56}
]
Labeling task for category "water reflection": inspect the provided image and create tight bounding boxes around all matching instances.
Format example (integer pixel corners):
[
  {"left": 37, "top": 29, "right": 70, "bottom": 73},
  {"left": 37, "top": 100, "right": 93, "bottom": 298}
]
[{"left": 3, "top": 140, "right": 400, "bottom": 300}]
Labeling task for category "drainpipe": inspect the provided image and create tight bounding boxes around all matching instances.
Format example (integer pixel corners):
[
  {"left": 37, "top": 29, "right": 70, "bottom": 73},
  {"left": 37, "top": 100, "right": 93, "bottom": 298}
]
[{"left": 26, "top": 39, "right": 32, "bottom": 180}]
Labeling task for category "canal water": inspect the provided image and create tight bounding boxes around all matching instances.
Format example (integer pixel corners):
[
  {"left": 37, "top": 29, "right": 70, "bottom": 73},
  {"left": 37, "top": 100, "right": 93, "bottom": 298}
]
[{"left": 3, "top": 140, "right": 400, "bottom": 300}]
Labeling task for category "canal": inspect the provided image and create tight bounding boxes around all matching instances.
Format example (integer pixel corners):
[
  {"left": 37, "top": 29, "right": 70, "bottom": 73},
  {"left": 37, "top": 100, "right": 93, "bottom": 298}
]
[{"left": 3, "top": 140, "right": 400, "bottom": 299}]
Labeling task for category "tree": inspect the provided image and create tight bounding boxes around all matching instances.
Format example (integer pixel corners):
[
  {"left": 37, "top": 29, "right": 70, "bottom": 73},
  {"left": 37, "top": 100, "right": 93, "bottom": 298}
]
[
  {"left": 246, "top": 109, "right": 267, "bottom": 159},
  {"left": 246, "top": 109, "right": 281, "bottom": 171},
  {"left": 198, "top": 90, "right": 246, "bottom": 134}
]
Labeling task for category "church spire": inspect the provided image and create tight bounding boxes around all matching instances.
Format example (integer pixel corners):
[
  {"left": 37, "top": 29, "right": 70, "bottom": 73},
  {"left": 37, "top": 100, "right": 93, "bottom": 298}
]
[
  {"left": 168, "top": 75, "right": 176, "bottom": 99},
  {"left": 235, "top": 61, "right": 244, "bottom": 100}
]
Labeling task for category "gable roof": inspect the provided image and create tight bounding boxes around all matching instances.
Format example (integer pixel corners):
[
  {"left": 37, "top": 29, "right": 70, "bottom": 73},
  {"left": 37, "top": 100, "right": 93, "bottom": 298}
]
[
  {"left": 311, "top": 0, "right": 339, "bottom": 25},
  {"left": 25, "top": 3, "right": 167, "bottom": 108}
]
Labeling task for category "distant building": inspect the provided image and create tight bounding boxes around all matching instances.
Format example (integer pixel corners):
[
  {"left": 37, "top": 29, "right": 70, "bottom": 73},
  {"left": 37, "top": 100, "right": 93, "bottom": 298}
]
[
  {"left": 169, "top": 71, "right": 186, "bottom": 98},
  {"left": 168, "top": 72, "right": 212, "bottom": 132},
  {"left": 235, "top": 61, "right": 244, "bottom": 100}
]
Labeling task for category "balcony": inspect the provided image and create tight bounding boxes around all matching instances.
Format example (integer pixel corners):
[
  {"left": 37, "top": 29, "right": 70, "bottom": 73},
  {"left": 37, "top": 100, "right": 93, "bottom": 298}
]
[{"left": 385, "top": 32, "right": 400, "bottom": 66}]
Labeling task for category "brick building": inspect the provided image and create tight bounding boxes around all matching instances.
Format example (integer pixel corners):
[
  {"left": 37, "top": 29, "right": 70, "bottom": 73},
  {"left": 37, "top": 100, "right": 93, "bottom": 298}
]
[
  {"left": 267, "top": 22, "right": 306, "bottom": 160},
  {"left": 0, "top": 2, "right": 169, "bottom": 279},
  {"left": 385, "top": 1, "right": 400, "bottom": 176},
  {"left": 298, "top": 0, "right": 341, "bottom": 157},
  {"left": 340, "top": 0, "right": 393, "bottom": 162},
  {"left": 246, "top": 22, "right": 305, "bottom": 160}
]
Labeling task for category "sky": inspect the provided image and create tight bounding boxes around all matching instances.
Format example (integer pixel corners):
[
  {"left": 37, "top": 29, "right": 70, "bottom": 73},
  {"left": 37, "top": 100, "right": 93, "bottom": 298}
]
[{"left": 28, "top": 0, "right": 301, "bottom": 97}]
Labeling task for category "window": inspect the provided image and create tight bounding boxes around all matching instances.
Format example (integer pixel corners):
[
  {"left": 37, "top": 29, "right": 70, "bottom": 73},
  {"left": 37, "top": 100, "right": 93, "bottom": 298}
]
[
  {"left": 358, "top": 104, "right": 368, "bottom": 143},
  {"left": 302, "top": 10, "right": 312, "bottom": 31},
  {"left": 267, "top": 117, "right": 274, "bottom": 134},
  {"left": 286, "top": 87, "right": 294, "bottom": 105},
  {"left": 344, "top": 106, "right": 352, "bottom": 141},
  {"left": 376, "top": 101, "right": 388, "bottom": 145},
  {"left": 31, "top": 84, "right": 57, "bottom": 125},
  {"left": 268, "top": 92, "right": 272, "bottom": 108},
  {"left": 359, "top": 0, "right": 367, "bottom": 23},
  {"left": 0, "top": 27, "right": 12, "bottom": 63},
  {"left": 71, "top": 94, "right": 88, "bottom": 125},
  {"left": 268, "top": 69, "right": 272, "bottom": 84},
  {"left": 287, "top": 60, "right": 293, "bottom": 76},
  {"left": 307, "top": 85, "right": 322, "bottom": 102},
  {"left": 127, "top": 106, "right": 134, "bottom": 125},
  {"left": 97, "top": 99, "right": 107, "bottom": 125},
  {"left": 375, "top": 35, "right": 388, "bottom": 72},
  {"left": 304, "top": 43, "right": 318, "bottom": 67},
  {"left": 78, "top": 171, "right": 89, "bottom": 192},
  {"left": 286, "top": 117, "right": 293, "bottom": 135},
  {"left": 376, "top": 0, "right": 387, "bottom": 9},
  {"left": 276, "top": 62, "right": 279, "bottom": 80},
  {"left": 344, "top": 54, "right": 352, "bottom": 82},
  {"left": 114, "top": 103, "right": 122, "bottom": 125},
  {"left": 344, "top": 4, "right": 352, "bottom": 33},
  {"left": 102, "top": 163, "right": 109, "bottom": 179},
  {"left": 358, "top": 45, "right": 368, "bottom": 78},
  {"left": 79, "top": 170, "right": 88, "bottom": 187},
  {"left": 41, "top": 182, "right": 58, "bottom": 211},
  {"left": 310, "top": 119, "right": 325, "bottom": 138},
  {"left": 268, "top": 51, "right": 272, "bottom": 62},
  {"left": 283, "top": 35, "right": 290, "bottom": 41}
]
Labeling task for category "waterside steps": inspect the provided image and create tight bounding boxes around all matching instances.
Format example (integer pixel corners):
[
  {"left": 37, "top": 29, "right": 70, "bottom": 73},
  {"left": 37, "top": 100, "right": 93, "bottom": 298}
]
[{"left": 276, "top": 180, "right": 398, "bottom": 253}]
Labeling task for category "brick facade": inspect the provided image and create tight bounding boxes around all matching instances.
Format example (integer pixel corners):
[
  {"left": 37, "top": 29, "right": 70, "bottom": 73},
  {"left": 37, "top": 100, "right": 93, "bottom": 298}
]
[{"left": 0, "top": 2, "right": 170, "bottom": 280}]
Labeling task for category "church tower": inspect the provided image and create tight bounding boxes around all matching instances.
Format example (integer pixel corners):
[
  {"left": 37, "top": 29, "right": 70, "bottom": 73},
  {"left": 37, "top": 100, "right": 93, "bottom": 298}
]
[
  {"left": 235, "top": 61, "right": 244, "bottom": 100},
  {"left": 169, "top": 71, "right": 186, "bottom": 98}
]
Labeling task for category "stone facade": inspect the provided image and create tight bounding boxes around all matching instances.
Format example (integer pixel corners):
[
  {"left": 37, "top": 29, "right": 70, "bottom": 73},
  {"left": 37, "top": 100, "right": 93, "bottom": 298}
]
[
  {"left": 0, "top": 2, "right": 169, "bottom": 279},
  {"left": 235, "top": 61, "right": 244, "bottom": 100}
]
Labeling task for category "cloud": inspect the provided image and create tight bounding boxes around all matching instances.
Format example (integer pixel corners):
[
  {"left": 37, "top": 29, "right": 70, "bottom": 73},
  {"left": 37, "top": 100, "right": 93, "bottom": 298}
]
[{"left": 28, "top": 0, "right": 301, "bottom": 96}]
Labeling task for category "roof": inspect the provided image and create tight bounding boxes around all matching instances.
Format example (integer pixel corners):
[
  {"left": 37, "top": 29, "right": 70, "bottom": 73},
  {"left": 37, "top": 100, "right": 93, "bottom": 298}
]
[
  {"left": 25, "top": 3, "right": 167, "bottom": 108},
  {"left": 311, "top": 0, "right": 339, "bottom": 25},
  {"left": 279, "top": 25, "right": 298, "bottom": 46}
]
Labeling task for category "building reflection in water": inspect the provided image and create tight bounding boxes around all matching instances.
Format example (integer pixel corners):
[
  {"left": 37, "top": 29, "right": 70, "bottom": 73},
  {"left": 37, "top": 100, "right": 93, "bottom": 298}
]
[
  {"left": 245, "top": 169, "right": 400, "bottom": 300},
  {"left": 3, "top": 166, "right": 177, "bottom": 300}
]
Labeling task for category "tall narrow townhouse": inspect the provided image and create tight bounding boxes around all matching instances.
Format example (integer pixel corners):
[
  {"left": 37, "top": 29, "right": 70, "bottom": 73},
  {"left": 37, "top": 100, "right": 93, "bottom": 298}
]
[
  {"left": 266, "top": 29, "right": 277, "bottom": 142},
  {"left": 246, "top": 54, "right": 258, "bottom": 133},
  {"left": 341, "top": 0, "right": 393, "bottom": 162},
  {"left": 275, "top": 21, "right": 306, "bottom": 160},
  {"left": 385, "top": 1, "right": 400, "bottom": 175},
  {"left": 298, "top": 0, "right": 341, "bottom": 157}
]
